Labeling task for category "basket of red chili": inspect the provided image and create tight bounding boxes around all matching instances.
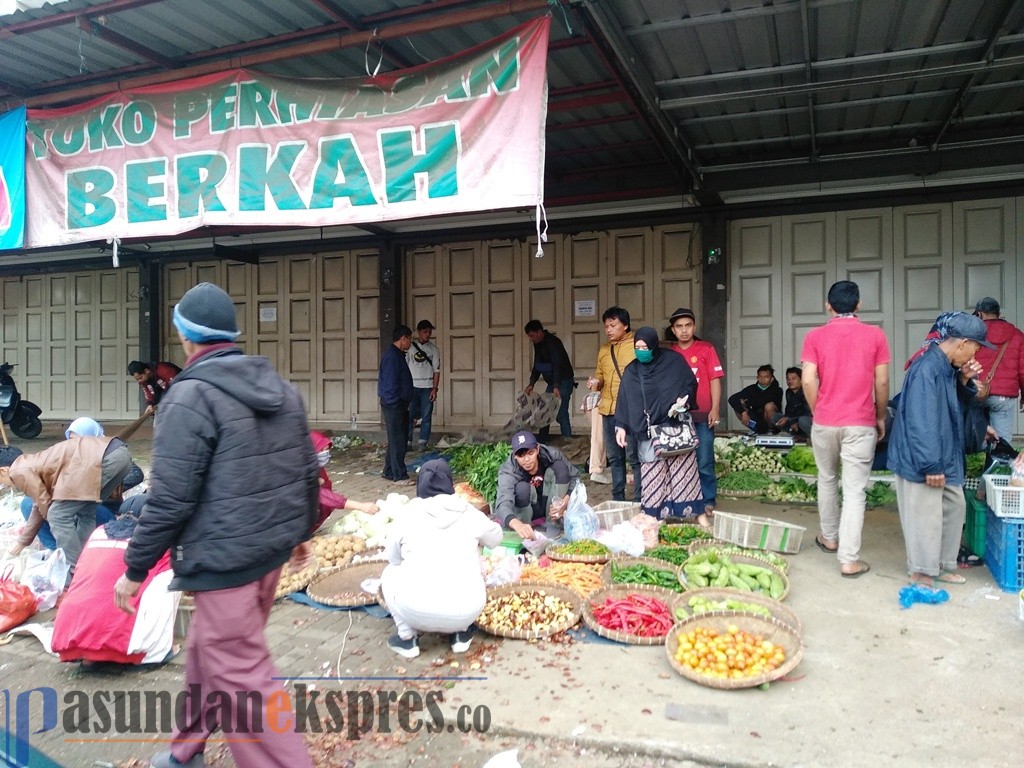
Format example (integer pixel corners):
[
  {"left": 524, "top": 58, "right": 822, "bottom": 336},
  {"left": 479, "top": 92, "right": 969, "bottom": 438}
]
[{"left": 583, "top": 585, "right": 683, "bottom": 645}]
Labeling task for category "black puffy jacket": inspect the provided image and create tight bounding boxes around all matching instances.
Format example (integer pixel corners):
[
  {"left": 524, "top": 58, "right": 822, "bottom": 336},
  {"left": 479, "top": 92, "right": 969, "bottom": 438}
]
[{"left": 124, "top": 347, "right": 319, "bottom": 590}]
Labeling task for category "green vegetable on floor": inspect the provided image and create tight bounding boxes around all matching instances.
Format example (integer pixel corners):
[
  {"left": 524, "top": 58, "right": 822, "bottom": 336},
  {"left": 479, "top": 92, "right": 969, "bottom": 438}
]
[
  {"left": 445, "top": 442, "right": 510, "bottom": 505},
  {"left": 783, "top": 445, "right": 817, "bottom": 474},
  {"left": 865, "top": 480, "right": 897, "bottom": 508},
  {"left": 610, "top": 562, "right": 684, "bottom": 592},
  {"left": 645, "top": 546, "right": 691, "bottom": 565},
  {"left": 718, "top": 470, "right": 773, "bottom": 492}
]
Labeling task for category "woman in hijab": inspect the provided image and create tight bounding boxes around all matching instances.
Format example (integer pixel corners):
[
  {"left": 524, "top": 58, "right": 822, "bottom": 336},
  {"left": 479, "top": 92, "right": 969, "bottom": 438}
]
[
  {"left": 380, "top": 458, "right": 502, "bottom": 659},
  {"left": 309, "top": 431, "right": 378, "bottom": 531},
  {"left": 613, "top": 326, "right": 705, "bottom": 525}
]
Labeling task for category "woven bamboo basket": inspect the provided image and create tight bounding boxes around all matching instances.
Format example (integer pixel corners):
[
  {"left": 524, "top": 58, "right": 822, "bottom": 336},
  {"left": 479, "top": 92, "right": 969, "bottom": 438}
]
[
  {"left": 674, "top": 587, "right": 801, "bottom": 633},
  {"left": 306, "top": 560, "right": 388, "bottom": 607},
  {"left": 582, "top": 584, "right": 685, "bottom": 646},
  {"left": 678, "top": 554, "right": 790, "bottom": 601},
  {"left": 601, "top": 555, "right": 685, "bottom": 592},
  {"left": 273, "top": 560, "right": 319, "bottom": 599},
  {"left": 666, "top": 614, "right": 803, "bottom": 690},
  {"left": 546, "top": 543, "right": 612, "bottom": 564},
  {"left": 476, "top": 582, "right": 582, "bottom": 640},
  {"left": 686, "top": 540, "right": 790, "bottom": 574}
]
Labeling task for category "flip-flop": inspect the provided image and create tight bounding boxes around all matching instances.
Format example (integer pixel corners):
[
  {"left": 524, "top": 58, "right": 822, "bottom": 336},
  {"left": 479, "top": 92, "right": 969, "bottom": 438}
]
[
  {"left": 936, "top": 571, "right": 967, "bottom": 584},
  {"left": 841, "top": 561, "right": 871, "bottom": 578},
  {"left": 815, "top": 536, "right": 838, "bottom": 554}
]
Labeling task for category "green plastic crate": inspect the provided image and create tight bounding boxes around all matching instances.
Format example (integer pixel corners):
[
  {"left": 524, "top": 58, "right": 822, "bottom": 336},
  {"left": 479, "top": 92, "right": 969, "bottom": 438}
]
[{"left": 964, "top": 489, "right": 987, "bottom": 558}]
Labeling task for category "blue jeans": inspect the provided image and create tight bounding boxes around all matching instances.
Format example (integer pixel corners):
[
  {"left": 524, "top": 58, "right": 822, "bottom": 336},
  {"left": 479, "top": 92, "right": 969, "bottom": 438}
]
[
  {"left": 985, "top": 395, "right": 1018, "bottom": 443},
  {"left": 602, "top": 414, "right": 640, "bottom": 502},
  {"left": 695, "top": 421, "right": 716, "bottom": 509},
  {"left": 408, "top": 387, "right": 434, "bottom": 446},
  {"left": 548, "top": 378, "right": 575, "bottom": 437}
]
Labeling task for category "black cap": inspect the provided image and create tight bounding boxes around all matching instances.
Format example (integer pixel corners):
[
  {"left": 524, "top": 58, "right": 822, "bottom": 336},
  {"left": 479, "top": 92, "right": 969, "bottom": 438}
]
[
  {"left": 416, "top": 319, "right": 435, "bottom": 331},
  {"left": 669, "top": 307, "right": 696, "bottom": 323}
]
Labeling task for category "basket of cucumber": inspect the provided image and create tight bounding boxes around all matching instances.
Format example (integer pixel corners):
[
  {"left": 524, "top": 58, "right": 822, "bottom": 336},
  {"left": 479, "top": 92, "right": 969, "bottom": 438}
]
[
  {"left": 673, "top": 587, "right": 801, "bottom": 633},
  {"left": 679, "top": 551, "right": 789, "bottom": 600}
]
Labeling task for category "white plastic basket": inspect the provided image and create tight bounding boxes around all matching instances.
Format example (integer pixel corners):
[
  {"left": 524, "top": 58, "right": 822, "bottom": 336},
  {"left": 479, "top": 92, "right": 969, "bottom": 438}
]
[
  {"left": 984, "top": 475, "right": 1024, "bottom": 519},
  {"left": 712, "top": 511, "right": 806, "bottom": 555},
  {"left": 592, "top": 500, "right": 641, "bottom": 529}
]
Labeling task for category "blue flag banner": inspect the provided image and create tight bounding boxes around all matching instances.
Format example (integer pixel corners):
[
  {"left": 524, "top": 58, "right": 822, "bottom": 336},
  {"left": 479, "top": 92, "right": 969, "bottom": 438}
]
[{"left": 0, "top": 106, "right": 27, "bottom": 250}]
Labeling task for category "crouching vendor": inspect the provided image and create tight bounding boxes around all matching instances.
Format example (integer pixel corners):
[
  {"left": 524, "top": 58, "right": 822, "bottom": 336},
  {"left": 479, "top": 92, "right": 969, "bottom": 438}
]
[
  {"left": 310, "top": 431, "right": 379, "bottom": 531},
  {"left": 0, "top": 416, "right": 132, "bottom": 579},
  {"left": 380, "top": 459, "right": 502, "bottom": 659},
  {"left": 52, "top": 494, "right": 180, "bottom": 666},
  {"left": 494, "top": 431, "right": 580, "bottom": 541}
]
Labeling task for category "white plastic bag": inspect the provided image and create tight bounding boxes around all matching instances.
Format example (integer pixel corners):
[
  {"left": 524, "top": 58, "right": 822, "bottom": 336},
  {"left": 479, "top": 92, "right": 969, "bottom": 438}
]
[
  {"left": 481, "top": 555, "right": 524, "bottom": 587},
  {"left": 563, "top": 484, "right": 598, "bottom": 542},
  {"left": 596, "top": 522, "right": 645, "bottom": 556},
  {"left": 20, "top": 548, "right": 69, "bottom": 610}
]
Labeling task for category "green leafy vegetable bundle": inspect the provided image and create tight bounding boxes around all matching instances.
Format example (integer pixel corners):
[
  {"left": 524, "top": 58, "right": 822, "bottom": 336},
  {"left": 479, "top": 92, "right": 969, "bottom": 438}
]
[{"left": 445, "top": 442, "right": 510, "bottom": 505}]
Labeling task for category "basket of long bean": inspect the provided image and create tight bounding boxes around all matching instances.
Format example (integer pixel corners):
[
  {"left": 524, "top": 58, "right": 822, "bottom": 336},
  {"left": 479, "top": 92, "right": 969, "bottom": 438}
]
[
  {"left": 547, "top": 539, "right": 613, "bottom": 564},
  {"left": 602, "top": 556, "right": 684, "bottom": 592},
  {"left": 583, "top": 584, "right": 684, "bottom": 646}
]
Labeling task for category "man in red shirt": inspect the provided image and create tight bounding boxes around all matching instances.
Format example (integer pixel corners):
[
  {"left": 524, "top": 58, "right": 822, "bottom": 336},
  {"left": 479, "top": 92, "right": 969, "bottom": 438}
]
[
  {"left": 801, "top": 281, "right": 890, "bottom": 579},
  {"left": 127, "top": 360, "right": 181, "bottom": 415},
  {"left": 669, "top": 307, "right": 724, "bottom": 521}
]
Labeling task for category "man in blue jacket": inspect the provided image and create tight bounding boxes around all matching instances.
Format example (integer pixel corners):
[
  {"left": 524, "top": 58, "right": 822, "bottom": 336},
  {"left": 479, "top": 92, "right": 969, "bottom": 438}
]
[
  {"left": 379, "top": 325, "right": 415, "bottom": 482},
  {"left": 114, "top": 282, "right": 319, "bottom": 768},
  {"left": 888, "top": 311, "right": 993, "bottom": 590}
]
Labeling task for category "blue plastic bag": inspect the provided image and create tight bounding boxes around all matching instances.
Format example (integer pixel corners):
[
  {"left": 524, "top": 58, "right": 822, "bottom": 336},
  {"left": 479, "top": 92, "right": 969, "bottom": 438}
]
[{"left": 898, "top": 583, "right": 949, "bottom": 609}]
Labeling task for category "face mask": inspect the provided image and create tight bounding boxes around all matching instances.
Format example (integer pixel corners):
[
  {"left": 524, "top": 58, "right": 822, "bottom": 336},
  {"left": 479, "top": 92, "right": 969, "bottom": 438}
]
[
  {"left": 317, "top": 450, "right": 331, "bottom": 467},
  {"left": 635, "top": 348, "right": 654, "bottom": 363}
]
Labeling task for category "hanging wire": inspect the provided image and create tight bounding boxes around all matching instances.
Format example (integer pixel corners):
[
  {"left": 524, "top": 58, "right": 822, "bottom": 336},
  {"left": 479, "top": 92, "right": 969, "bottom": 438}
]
[
  {"left": 548, "top": 0, "right": 573, "bottom": 36},
  {"left": 77, "top": 26, "right": 86, "bottom": 75},
  {"left": 364, "top": 29, "right": 384, "bottom": 77},
  {"left": 403, "top": 35, "right": 430, "bottom": 64}
]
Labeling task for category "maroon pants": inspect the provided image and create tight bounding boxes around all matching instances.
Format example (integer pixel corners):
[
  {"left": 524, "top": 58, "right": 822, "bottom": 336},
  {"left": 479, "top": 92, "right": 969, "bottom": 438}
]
[{"left": 170, "top": 568, "right": 311, "bottom": 768}]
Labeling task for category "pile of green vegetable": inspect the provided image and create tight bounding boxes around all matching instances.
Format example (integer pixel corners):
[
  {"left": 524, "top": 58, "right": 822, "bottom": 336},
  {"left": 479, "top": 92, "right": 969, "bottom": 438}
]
[
  {"left": 782, "top": 445, "right": 817, "bottom": 474},
  {"left": 658, "top": 524, "right": 712, "bottom": 546},
  {"left": 550, "top": 539, "right": 611, "bottom": 557},
  {"left": 681, "top": 551, "right": 785, "bottom": 598},
  {"left": 609, "top": 562, "right": 683, "bottom": 592},
  {"left": 687, "top": 544, "right": 788, "bottom": 573},
  {"left": 865, "top": 480, "right": 897, "bottom": 507},
  {"left": 718, "top": 470, "right": 773, "bottom": 493},
  {"left": 679, "top": 594, "right": 773, "bottom": 620},
  {"left": 762, "top": 476, "right": 817, "bottom": 503},
  {"left": 720, "top": 444, "right": 787, "bottom": 474},
  {"left": 645, "top": 546, "right": 690, "bottom": 566},
  {"left": 965, "top": 452, "right": 986, "bottom": 478},
  {"left": 445, "top": 442, "right": 510, "bottom": 504}
]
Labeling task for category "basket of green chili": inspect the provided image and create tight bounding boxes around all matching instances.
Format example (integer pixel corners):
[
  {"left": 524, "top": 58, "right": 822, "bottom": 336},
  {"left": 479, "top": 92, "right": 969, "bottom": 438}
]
[
  {"left": 601, "top": 556, "right": 685, "bottom": 592},
  {"left": 546, "top": 539, "right": 613, "bottom": 564}
]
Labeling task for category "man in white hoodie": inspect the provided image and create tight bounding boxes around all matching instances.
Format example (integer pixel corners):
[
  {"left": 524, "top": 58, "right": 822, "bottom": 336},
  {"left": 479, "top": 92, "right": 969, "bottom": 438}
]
[{"left": 380, "top": 459, "right": 502, "bottom": 659}]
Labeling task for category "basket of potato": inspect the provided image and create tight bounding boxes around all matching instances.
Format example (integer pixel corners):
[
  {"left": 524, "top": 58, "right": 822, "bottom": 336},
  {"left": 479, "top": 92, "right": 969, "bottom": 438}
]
[
  {"left": 274, "top": 559, "right": 319, "bottom": 599},
  {"left": 312, "top": 534, "right": 367, "bottom": 569}
]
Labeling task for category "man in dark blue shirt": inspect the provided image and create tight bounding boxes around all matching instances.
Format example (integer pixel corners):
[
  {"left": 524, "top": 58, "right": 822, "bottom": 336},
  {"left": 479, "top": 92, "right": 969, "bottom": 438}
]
[{"left": 379, "top": 325, "right": 415, "bottom": 481}]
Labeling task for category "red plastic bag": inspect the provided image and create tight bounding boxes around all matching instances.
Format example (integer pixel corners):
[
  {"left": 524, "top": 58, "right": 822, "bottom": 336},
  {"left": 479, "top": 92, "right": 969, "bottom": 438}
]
[{"left": 0, "top": 568, "right": 38, "bottom": 633}]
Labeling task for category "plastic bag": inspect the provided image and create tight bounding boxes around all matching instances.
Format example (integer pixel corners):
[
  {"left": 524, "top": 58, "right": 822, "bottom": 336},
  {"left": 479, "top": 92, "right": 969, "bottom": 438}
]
[
  {"left": 504, "top": 391, "right": 561, "bottom": 433},
  {"left": 563, "top": 484, "right": 598, "bottom": 542},
  {"left": 481, "top": 555, "right": 524, "bottom": 587},
  {"left": 898, "top": 583, "right": 949, "bottom": 609},
  {"left": 20, "top": 548, "right": 69, "bottom": 611},
  {"left": 596, "top": 522, "right": 645, "bottom": 556},
  {"left": 1, "top": 566, "right": 38, "bottom": 632},
  {"left": 628, "top": 513, "right": 661, "bottom": 550},
  {"left": 1011, "top": 454, "right": 1024, "bottom": 488}
]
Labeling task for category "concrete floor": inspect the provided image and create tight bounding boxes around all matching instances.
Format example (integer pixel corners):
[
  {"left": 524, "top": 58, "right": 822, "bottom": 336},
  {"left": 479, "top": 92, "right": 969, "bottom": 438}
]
[{"left": 1, "top": 424, "right": 1020, "bottom": 768}]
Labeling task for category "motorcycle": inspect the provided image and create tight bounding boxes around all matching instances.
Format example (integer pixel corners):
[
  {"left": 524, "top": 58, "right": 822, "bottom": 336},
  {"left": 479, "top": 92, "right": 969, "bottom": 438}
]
[{"left": 0, "top": 362, "right": 43, "bottom": 439}]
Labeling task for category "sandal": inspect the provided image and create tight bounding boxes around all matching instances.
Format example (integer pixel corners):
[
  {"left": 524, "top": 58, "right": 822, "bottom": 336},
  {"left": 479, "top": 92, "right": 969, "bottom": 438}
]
[
  {"left": 815, "top": 536, "right": 838, "bottom": 554},
  {"left": 956, "top": 546, "right": 984, "bottom": 568},
  {"left": 935, "top": 571, "right": 967, "bottom": 584}
]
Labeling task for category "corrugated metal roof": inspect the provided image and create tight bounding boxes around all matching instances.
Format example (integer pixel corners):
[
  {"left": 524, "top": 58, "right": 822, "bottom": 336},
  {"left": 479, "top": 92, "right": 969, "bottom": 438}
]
[{"left": 1, "top": 0, "right": 1022, "bottom": 216}]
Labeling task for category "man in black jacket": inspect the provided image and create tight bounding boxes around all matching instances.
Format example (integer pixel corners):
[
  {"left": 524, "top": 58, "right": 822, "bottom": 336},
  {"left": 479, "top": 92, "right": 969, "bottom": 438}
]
[
  {"left": 114, "top": 282, "right": 318, "bottom": 768},
  {"left": 524, "top": 319, "right": 575, "bottom": 438},
  {"left": 728, "top": 364, "right": 784, "bottom": 434},
  {"left": 379, "top": 325, "right": 415, "bottom": 481}
]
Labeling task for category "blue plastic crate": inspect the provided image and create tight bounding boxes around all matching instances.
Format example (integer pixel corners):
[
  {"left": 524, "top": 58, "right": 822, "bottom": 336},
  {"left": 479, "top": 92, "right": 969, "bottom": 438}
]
[{"left": 984, "top": 510, "right": 1024, "bottom": 592}]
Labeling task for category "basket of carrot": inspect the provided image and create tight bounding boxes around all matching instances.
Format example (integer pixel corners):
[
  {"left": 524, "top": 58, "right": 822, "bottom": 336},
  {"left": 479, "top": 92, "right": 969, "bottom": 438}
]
[
  {"left": 517, "top": 560, "right": 605, "bottom": 597},
  {"left": 583, "top": 584, "right": 682, "bottom": 646}
]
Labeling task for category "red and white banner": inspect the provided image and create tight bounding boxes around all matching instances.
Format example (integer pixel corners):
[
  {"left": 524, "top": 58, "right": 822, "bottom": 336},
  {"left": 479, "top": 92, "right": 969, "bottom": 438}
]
[{"left": 25, "top": 17, "right": 549, "bottom": 248}]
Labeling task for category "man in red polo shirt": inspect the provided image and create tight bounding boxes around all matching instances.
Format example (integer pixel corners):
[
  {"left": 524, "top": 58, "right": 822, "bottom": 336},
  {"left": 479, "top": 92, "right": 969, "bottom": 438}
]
[
  {"left": 801, "top": 281, "right": 890, "bottom": 579},
  {"left": 668, "top": 307, "right": 725, "bottom": 519}
]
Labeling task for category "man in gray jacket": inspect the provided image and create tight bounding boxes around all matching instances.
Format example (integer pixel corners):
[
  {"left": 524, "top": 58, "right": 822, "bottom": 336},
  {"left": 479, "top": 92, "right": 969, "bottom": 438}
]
[
  {"left": 114, "top": 282, "right": 319, "bottom": 768},
  {"left": 494, "top": 431, "right": 579, "bottom": 541}
]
